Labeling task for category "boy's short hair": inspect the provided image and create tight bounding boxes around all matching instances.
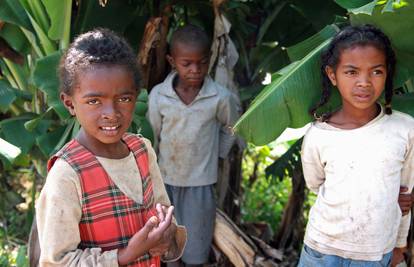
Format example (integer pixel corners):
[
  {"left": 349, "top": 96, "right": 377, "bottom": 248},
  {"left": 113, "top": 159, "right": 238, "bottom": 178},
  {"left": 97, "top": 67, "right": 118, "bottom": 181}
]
[
  {"left": 59, "top": 28, "right": 141, "bottom": 95},
  {"left": 170, "top": 24, "right": 210, "bottom": 54}
]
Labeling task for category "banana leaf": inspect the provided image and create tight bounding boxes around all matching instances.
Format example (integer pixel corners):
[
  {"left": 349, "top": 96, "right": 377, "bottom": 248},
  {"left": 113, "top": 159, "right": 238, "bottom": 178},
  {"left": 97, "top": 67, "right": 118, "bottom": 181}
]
[
  {"left": 41, "top": 0, "right": 72, "bottom": 48},
  {"left": 0, "top": 0, "right": 33, "bottom": 31},
  {"left": 0, "top": 137, "right": 21, "bottom": 166},
  {"left": 0, "top": 80, "right": 17, "bottom": 112},
  {"left": 350, "top": 0, "right": 414, "bottom": 72},
  {"left": 234, "top": 26, "right": 338, "bottom": 145},
  {"left": 0, "top": 114, "right": 37, "bottom": 154},
  {"left": 0, "top": 23, "right": 30, "bottom": 54},
  {"left": 334, "top": 0, "right": 372, "bottom": 9},
  {"left": 31, "top": 51, "right": 70, "bottom": 119}
]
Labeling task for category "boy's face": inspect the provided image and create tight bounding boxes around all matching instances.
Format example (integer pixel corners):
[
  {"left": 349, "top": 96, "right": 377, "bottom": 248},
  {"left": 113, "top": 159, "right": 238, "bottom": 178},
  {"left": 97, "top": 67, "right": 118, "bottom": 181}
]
[
  {"left": 61, "top": 65, "right": 137, "bottom": 155},
  {"left": 167, "top": 42, "right": 210, "bottom": 89}
]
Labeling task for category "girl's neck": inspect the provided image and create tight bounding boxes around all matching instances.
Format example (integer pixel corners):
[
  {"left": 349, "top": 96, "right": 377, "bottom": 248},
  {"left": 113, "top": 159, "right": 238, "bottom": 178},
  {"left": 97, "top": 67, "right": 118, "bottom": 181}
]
[
  {"left": 327, "top": 103, "right": 380, "bottom": 129},
  {"left": 76, "top": 130, "right": 130, "bottom": 159}
]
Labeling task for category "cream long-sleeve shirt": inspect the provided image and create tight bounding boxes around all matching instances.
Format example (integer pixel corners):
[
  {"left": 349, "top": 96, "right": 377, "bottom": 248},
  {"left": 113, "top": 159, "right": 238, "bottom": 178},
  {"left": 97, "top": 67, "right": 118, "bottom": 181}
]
[
  {"left": 301, "top": 107, "right": 414, "bottom": 261},
  {"left": 148, "top": 72, "right": 239, "bottom": 186},
  {"left": 36, "top": 137, "right": 186, "bottom": 267}
]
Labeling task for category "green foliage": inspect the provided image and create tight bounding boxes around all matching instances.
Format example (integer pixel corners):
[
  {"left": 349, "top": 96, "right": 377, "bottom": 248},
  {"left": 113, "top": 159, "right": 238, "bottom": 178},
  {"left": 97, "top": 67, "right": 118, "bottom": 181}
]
[
  {"left": 241, "top": 143, "right": 291, "bottom": 231},
  {"left": 242, "top": 171, "right": 292, "bottom": 232},
  {"left": 0, "top": 168, "right": 33, "bottom": 267},
  {"left": 242, "top": 139, "right": 317, "bottom": 235},
  {"left": 0, "top": 246, "right": 29, "bottom": 267}
]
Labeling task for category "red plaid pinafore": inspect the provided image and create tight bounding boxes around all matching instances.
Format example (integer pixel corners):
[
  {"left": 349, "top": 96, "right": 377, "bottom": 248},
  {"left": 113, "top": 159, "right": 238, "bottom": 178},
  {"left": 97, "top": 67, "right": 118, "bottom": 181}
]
[{"left": 48, "top": 134, "right": 160, "bottom": 267}]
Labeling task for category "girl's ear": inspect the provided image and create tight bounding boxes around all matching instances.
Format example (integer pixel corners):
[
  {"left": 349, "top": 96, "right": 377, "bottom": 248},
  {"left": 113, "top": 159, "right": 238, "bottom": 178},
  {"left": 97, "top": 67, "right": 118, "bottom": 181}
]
[
  {"left": 166, "top": 54, "right": 175, "bottom": 69},
  {"left": 60, "top": 92, "right": 76, "bottom": 116},
  {"left": 325, "top": 66, "right": 337, "bottom": 86}
]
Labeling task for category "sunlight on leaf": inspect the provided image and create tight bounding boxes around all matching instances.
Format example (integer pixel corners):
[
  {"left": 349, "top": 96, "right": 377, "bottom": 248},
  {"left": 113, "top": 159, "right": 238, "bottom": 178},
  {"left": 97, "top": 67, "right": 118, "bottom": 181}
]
[{"left": 0, "top": 138, "right": 21, "bottom": 162}]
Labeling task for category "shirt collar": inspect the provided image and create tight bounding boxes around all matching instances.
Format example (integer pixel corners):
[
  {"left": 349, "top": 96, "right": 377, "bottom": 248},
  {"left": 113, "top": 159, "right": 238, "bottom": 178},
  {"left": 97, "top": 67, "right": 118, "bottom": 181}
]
[
  {"left": 315, "top": 103, "right": 386, "bottom": 131},
  {"left": 159, "top": 72, "right": 218, "bottom": 100}
]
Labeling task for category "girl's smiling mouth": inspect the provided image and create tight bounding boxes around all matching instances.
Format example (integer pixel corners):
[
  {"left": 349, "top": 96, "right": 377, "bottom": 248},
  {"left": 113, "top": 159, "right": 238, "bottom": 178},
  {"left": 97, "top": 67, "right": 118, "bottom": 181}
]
[
  {"left": 100, "top": 125, "right": 120, "bottom": 130},
  {"left": 100, "top": 125, "right": 121, "bottom": 136}
]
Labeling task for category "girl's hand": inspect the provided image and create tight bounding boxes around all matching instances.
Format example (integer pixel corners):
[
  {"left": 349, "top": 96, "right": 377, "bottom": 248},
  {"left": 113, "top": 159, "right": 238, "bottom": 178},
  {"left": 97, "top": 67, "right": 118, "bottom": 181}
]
[
  {"left": 398, "top": 186, "right": 412, "bottom": 216},
  {"left": 117, "top": 205, "right": 174, "bottom": 265},
  {"left": 149, "top": 204, "right": 177, "bottom": 256},
  {"left": 391, "top": 247, "right": 406, "bottom": 267},
  {"left": 148, "top": 223, "right": 177, "bottom": 256}
]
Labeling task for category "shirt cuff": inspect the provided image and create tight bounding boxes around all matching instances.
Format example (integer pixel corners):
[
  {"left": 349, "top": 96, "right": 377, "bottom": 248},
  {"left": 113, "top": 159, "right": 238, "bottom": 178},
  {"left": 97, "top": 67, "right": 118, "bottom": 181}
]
[
  {"left": 109, "top": 249, "right": 120, "bottom": 266},
  {"left": 161, "top": 225, "right": 187, "bottom": 262},
  {"left": 219, "top": 132, "right": 235, "bottom": 159}
]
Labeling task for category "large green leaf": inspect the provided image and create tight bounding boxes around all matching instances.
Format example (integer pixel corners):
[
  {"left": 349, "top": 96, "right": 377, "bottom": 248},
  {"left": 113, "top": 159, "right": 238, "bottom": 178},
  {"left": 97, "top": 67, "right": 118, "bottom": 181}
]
[
  {"left": 350, "top": 1, "right": 414, "bottom": 72},
  {"left": 334, "top": 0, "right": 373, "bottom": 9},
  {"left": 235, "top": 38, "right": 333, "bottom": 145},
  {"left": 393, "top": 93, "right": 414, "bottom": 117},
  {"left": 31, "top": 51, "right": 70, "bottom": 119},
  {"left": 0, "top": 137, "right": 21, "bottom": 165},
  {"left": 0, "top": 80, "right": 17, "bottom": 112},
  {"left": 287, "top": 25, "right": 339, "bottom": 61},
  {"left": 0, "top": 0, "right": 33, "bottom": 31},
  {"left": 41, "top": 0, "right": 72, "bottom": 47},
  {"left": 0, "top": 115, "right": 36, "bottom": 153},
  {"left": 0, "top": 23, "right": 30, "bottom": 54},
  {"left": 235, "top": 25, "right": 340, "bottom": 145},
  {"left": 36, "top": 124, "right": 67, "bottom": 156},
  {"left": 349, "top": 0, "right": 378, "bottom": 15},
  {"left": 20, "top": 0, "right": 49, "bottom": 32},
  {"left": 26, "top": 11, "right": 56, "bottom": 55}
]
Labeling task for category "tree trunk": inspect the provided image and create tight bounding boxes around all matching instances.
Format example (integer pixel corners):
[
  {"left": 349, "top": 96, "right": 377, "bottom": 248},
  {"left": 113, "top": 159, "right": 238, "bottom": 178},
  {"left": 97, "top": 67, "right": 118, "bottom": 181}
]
[{"left": 273, "top": 168, "right": 306, "bottom": 251}]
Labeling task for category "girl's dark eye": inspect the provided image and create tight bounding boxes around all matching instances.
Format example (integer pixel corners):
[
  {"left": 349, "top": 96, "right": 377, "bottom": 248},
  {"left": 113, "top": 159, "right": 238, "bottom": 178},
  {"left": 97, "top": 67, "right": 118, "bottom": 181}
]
[
  {"left": 119, "top": 97, "right": 131, "bottom": 103},
  {"left": 345, "top": 70, "right": 357, "bottom": 75},
  {"left": 373, "top": 70, "right": 384, "bottom": 75},
  {"left": 87, "top": 99, "right": 100, "bottom": 105}
]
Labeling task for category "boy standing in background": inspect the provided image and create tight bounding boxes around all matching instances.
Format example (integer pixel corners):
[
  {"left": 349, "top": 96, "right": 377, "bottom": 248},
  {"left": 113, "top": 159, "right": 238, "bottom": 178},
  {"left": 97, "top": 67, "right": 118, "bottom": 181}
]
[{"left": 148, "top": 24, "right": 238, "bottom": 266}]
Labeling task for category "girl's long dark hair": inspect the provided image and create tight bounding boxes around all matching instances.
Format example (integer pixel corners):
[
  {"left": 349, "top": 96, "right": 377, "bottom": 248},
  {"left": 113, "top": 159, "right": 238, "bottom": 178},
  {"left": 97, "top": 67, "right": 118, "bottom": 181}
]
[{"left": 310, "top": 24, "right": 396, "bottom": 118}]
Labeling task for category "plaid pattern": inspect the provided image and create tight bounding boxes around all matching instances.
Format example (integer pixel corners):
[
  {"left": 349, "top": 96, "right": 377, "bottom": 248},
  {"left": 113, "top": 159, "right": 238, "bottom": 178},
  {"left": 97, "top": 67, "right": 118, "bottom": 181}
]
[{"left": 48, "top": 134, "right": 160, "bottom": 267}]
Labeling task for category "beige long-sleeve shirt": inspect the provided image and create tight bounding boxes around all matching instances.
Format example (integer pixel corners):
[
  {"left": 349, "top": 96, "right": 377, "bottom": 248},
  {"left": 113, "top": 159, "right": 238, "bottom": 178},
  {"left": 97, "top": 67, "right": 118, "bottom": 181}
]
[
  {"left": 148, "top": 72, "right": 239, "bottom": 186},
  {"left": 301, "top": 107, "right": 414, "bottom": 261},
  {"left": 36, "top": 137, "right": 186, "bottom": 267}
]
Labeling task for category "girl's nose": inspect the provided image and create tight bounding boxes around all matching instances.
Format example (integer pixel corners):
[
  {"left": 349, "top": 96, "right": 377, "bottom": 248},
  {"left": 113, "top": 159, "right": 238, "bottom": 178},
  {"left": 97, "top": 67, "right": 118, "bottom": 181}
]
[
  {"left": 102, "top": 103, "right": 120, "bottom": 119},
  {"left": 357, "top": 73, "right": 372, "bottom": 87}
]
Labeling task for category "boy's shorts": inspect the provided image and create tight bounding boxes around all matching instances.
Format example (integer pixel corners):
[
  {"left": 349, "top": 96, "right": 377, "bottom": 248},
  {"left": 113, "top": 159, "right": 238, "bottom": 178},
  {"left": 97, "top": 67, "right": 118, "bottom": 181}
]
[{"left": 165, "top": 184, "right": 216, "bottom": 265}]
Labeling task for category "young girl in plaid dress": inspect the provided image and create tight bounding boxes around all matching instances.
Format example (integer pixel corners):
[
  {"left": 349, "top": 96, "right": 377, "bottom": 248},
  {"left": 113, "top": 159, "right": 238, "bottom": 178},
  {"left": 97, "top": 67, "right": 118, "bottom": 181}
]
[{"left": 36, "top": 28, "right": 186, "bottom": 267}]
